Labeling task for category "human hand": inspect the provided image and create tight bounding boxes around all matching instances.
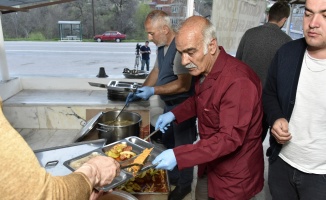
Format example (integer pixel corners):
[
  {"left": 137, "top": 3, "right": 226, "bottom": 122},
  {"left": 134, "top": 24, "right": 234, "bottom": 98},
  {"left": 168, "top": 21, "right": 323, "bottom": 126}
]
[
  {"left": 271, "top": 118, "right": 292, "bottom": 144},
  {"left": 125, "top": 92, "right": 140, "bottom": 106},
  {"left": 152, "top": 149, "right": 177, "bottom": 171},
  {"left": 135, "top": 86, "right": 154, "bottom": 100},
  {"left": 89, "top": 189, "right": 106, "bottom": 200},
  {"left": 155, "top": 112, "right": 175, "bottom": 133},
  {"left": 76, "top": 156, "right": 120, "bottom": 188}
]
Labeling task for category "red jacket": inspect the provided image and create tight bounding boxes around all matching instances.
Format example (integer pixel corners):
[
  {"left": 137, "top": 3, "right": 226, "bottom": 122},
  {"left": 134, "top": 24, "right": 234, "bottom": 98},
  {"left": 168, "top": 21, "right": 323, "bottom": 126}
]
[{"left": 172, "top": 47, "right": 264, "bottom": 200}]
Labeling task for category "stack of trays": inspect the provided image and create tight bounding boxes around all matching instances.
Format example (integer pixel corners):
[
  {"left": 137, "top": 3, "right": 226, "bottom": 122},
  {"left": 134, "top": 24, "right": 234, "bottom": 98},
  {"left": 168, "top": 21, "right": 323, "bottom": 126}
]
[
  {"left": 63, "top": 136, "right": 166, "bottom": 191},
  {"left": 106, "top": 81, "right": 142, "bottom": 101},
  {"left": 122, "top": 69, "right": 149, "bottom": 79}
]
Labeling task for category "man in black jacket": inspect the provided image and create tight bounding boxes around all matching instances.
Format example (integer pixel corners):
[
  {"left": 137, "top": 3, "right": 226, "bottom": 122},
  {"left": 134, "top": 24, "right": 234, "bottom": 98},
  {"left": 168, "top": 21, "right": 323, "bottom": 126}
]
[{"left": 263, "top": 0, "right": 326, "bottom": 199}]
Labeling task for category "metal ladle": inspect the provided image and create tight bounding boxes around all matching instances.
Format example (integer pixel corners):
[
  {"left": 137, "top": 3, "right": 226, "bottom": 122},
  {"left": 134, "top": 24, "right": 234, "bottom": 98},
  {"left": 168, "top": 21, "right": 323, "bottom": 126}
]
[{"left": 107, "top": 86, "right": 139, "bottom": 126}]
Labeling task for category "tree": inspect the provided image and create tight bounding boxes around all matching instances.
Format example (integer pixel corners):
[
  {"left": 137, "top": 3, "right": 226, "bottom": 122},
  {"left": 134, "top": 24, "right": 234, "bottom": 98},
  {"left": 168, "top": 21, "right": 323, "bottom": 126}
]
[
  {"left": 132, "top": 3, "right": 151, "bottom": 40},
  {"left": 1, "top": 0, "right": 149, "bottom": 40}
]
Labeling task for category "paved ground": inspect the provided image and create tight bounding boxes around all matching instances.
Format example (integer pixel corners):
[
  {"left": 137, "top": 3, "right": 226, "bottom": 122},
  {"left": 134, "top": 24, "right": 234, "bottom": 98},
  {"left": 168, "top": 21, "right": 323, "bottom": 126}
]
[{"left": 5, "top": 41, "right": 157, "bottom": 77}]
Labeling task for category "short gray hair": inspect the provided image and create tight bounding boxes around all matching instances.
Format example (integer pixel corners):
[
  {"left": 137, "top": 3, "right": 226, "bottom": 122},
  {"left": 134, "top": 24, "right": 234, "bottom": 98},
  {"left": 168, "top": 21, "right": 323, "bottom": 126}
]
[
  {"left": 177, "top": 17, "right": 216, "bottom": 54},
  {"left": 145, "top": 10, "right": 172, "bottom": 29},
  {"left": 202, "top": 21, "right": 217, "bottom": 54}
]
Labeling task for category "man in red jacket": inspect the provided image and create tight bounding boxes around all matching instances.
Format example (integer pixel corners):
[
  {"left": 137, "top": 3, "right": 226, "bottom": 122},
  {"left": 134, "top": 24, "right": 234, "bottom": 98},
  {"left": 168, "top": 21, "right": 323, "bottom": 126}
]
[{"left": 153, "top": 16, "right": 264, "bottom": 200}]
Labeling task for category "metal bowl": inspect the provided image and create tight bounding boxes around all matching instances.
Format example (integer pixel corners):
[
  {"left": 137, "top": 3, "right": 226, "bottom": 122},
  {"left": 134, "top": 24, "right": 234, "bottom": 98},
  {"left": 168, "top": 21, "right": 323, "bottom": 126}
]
[
  {"left": 97, "top": 111, "right": 142, "bottom": 144},
  {"left": 98, "top": 190, "right": 137, "bottom": 200}
]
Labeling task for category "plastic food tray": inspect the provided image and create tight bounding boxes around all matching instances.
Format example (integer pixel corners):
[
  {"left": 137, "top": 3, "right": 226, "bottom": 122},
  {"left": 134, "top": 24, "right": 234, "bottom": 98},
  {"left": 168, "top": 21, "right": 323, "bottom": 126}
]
[{"left": 63, "top": 136, "right": 164, "bottom": 191}]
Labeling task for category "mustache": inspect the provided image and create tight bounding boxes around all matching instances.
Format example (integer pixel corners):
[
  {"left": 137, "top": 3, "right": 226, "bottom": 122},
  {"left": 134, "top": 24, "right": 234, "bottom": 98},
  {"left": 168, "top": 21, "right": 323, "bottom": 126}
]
[{"left": 185, "top": 63, "right": 197, "bottom": 69}]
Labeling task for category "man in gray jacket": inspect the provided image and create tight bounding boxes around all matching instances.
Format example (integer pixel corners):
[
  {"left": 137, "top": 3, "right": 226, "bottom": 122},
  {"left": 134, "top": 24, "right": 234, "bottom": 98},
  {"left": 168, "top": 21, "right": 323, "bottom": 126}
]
[
  {"left": 236, "top": 1, "right": 292, "bottom": 85},
  {"left": 236, "top": 1, "right": 292, "bottom": 141}
]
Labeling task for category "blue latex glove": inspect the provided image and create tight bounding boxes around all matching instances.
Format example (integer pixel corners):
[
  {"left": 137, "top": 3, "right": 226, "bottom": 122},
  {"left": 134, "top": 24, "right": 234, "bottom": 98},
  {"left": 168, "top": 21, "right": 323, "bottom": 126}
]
[
  {"left": 155, "top": 112, "right": 175, "bottom": 133},
  {"left": 135, "top": 86, "right": 154, "bottom": 100},
  {"left": 125, "top": 92, "right": 140, "bottom": 106},
  {"left": 152, "top": 149, "right": 177, "bottom": 171}
]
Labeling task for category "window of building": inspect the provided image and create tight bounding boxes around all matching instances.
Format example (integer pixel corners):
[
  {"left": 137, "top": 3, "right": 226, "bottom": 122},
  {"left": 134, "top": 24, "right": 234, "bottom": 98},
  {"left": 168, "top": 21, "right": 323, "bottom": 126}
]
[
  {"left": 171, "top": 6, "right": 179, "bottom": 13},
  {"left": 171, "top": 18, "right": 178, "bottom": 25}
]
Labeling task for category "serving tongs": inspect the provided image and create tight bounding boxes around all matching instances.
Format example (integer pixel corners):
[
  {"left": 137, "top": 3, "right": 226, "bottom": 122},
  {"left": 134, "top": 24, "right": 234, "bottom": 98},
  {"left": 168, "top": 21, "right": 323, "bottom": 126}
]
[
  {"left": 143, "top": 129, "right": 160, "bottom": 141},
  {"left": 120, "top": 163, "right": 144, "bottom": 169},
  {"left": 119, "top": 155, "right": 145, "bottom": 169}
]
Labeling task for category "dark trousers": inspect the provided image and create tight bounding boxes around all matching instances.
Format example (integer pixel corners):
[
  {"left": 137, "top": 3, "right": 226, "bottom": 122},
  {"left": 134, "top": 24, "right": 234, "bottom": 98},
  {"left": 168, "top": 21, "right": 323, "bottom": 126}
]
[
  {"left": 141, "top": 59, "right": 150, "bottom": 71},
  {"left": 162, "top": 104, "right": 197, "bottom": 188},
  {"left": 262, "top": 113, "right": 269, "bottom": 142},
  {"left": 268, "top": 156, "right": 326, "bottom": 200}
]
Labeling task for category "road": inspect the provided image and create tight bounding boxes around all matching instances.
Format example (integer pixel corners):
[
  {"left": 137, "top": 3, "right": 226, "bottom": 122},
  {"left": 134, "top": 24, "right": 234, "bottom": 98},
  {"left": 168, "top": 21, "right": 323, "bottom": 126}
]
[{"left": 4, "top": 41, "right": 157, "bottom": 77}]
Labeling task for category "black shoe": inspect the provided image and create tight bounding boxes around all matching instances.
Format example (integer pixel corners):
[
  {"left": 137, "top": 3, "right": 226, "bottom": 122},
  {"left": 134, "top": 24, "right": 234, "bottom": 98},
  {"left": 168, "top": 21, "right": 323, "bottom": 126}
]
[{"left": 168, "top": 185, "right": 192, "bottom": 200}]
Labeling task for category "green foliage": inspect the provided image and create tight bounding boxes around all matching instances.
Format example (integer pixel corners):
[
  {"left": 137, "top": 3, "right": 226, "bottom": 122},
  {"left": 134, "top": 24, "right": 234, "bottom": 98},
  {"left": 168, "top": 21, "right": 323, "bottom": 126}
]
[
  {"left": 1, "top": 0, "right": 213, "bottom": 41},
  {"left": 28, "top": 32, "right": 46, "bottom": 41},
  {"left": 131, "top": 3, "right": 151, "bottom": 40}
]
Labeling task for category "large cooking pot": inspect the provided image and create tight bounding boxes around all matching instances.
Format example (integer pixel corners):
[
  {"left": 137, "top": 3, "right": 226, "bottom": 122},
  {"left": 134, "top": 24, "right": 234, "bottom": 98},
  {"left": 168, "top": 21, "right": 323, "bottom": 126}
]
[{"left": 97, "top": 111, "right": 141, "bottom": 144}]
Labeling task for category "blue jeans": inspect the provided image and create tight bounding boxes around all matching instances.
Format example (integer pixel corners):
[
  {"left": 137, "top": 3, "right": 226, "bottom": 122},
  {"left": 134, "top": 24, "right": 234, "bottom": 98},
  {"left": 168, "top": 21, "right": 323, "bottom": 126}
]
[
  {"left": 268, "top": 156, "right": 326, "bottom": 200},
  {"left": 141, "top": 59, "right": 149, "bottom": 71}
]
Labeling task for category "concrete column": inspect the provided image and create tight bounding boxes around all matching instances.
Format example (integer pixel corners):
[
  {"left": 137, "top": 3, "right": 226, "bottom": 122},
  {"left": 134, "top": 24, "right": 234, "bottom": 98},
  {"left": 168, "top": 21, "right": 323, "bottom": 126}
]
[
  {"left": 186, "top": 0, "right": 194, "bottom": 18},
  {"left": 0, "top": 12, "right": 10, "bottom": 81},
  {"left": 286, "top": 4, "right": 294, "bottom": 35}
]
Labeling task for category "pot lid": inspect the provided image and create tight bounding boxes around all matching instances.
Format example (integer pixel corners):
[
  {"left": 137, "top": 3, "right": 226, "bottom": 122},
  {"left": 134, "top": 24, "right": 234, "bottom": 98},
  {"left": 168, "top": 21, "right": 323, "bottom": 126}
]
[{"left": 74, "top": 111, "right": 103, "bottom": 142}]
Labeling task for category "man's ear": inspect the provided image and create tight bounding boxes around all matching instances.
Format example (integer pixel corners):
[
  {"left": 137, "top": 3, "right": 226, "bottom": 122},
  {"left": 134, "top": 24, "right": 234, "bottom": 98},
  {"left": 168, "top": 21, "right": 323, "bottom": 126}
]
[
  {"left": 278, "top": 17, "right": 287, "bottom": 28},
  {"left": 162, "top": 25, "right": 169, "bottom": 34},
  {"left": 209, "top": 39, "right": 217, "bottom": 55}
]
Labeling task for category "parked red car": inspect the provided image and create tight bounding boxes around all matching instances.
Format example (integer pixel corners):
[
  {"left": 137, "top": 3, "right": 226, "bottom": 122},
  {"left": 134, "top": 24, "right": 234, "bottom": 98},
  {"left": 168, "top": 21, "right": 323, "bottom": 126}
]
[{"left": 94, "top": 31, "right": 126, "bottom": 42}]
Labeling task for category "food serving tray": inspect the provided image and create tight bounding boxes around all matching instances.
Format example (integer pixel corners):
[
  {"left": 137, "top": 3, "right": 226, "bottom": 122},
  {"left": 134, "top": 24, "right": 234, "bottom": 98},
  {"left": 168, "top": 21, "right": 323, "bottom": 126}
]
[
  {"left": 123, "top": 72, "right": 148, "bottom": 79},
  {"left": 34, "top": 139, "right": 107, "bottom": 176},
  {"left": 107, "top": 81, "right": 142, "bottom": 92},
  {"left": 63, "top": 136, "right": 164, "bottom": 191}
]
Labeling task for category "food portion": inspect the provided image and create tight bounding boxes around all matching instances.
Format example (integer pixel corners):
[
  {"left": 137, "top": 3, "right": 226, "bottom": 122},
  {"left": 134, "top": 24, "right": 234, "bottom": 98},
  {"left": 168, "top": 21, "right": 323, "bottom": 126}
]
[
  {"left": 103, "top": 120, "right": 134, "bottom": 126},
  {"left": 116, "top": 169, "right": 168, "bottom": 193},
  {"left": 128, "top": 147, "right": 153, "bottom": 176},
  {"left": 105, "top": 143, "right": 136, "bottom": 162},
  {"left": 69, "top": 152, "right": 101, "bottom": 170}
]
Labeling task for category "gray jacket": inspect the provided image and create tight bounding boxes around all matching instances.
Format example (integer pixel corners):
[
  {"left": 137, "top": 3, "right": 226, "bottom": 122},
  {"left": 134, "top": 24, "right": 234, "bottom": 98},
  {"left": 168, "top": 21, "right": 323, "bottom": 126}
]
[{"left": 236, "top": 23, "right": 292, "bottom": 85}]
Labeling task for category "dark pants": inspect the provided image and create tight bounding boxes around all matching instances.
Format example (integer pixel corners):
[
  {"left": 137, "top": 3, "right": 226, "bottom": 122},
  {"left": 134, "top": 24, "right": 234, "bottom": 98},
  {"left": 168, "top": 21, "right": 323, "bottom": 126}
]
[
  {"left": 162, "top": 104, "right": 197, "bottom": 188},
  {"left": 141, "top": 59, "right": 150, "bottom": 71},
  {"left": 262, "top": 113, "right": 269, "bottom": 142},
  {"left": 268, "top": 157, "right": 326, "bottom": 200}
]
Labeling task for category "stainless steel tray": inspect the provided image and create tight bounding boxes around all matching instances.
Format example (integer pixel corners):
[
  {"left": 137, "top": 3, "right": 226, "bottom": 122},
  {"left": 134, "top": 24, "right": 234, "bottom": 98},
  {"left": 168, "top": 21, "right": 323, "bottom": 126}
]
[
  {"left": 123, "top": 73, "right": 148, "bottom": 79},
  {"left": 63, "top": 136, "right": 164, "bottom": 191},
  {"left": 122, "top": 69, "right": 149, "bottom": 79},
  {"left": 63, "top": 149, "right": 130, "bottom": 192},
  {"left": 107, "top": 81, "right": 142, "bottom": 92},
  {"left": 102, "top": 136, "right": 165, "bottom": 173},
  {"left": 34, "top": 139, "right": 107, "bottom": 176}
]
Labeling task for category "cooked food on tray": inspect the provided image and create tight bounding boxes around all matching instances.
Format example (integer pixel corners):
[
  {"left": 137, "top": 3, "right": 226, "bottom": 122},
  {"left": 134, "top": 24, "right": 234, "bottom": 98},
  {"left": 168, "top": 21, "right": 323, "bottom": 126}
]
[
  {"left": 116, "top": 169, "right": 168, "bottom": 193},
  {"left": 69, "top": 152, "right": 101, "bottom": 170},
  {"left": 105, "top": 143, "right": 136, "bottom": 161},
  {"left": 128, "top": 147, "right": 153, "bottom": 176},
  {"left": 103, "top": 120, "right": 134, "bottom": 126}
]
